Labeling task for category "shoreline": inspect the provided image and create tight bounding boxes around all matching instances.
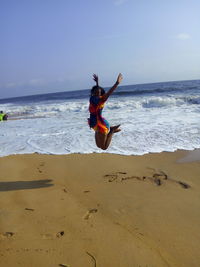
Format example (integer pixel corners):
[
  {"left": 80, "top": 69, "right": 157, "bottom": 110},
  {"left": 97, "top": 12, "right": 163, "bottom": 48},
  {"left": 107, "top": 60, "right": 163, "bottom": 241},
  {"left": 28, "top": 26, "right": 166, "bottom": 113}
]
[
  {"left": 0, "top": 149, "right": 200, "bottom": 266},
  {"left": 1, "top": 147, "right": 200, "bottom": 162}
]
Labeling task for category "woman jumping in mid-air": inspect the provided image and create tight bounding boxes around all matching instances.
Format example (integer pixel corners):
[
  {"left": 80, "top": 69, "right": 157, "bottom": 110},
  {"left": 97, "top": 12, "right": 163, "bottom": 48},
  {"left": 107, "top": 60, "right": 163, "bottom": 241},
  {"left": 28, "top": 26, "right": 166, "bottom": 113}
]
[{"left": 88, "top": 73, "right": 123, "bottom": 150}]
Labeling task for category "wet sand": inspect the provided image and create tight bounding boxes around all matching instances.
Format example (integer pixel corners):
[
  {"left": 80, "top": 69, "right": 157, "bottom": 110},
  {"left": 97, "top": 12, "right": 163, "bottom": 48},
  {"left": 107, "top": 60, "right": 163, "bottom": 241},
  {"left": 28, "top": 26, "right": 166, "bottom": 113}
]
[
  {"left": 177, "top": 148, "right": 200, "bottom": 163},
  {"left": 0, "top": 150, "right": 200, "bottom": 267}
]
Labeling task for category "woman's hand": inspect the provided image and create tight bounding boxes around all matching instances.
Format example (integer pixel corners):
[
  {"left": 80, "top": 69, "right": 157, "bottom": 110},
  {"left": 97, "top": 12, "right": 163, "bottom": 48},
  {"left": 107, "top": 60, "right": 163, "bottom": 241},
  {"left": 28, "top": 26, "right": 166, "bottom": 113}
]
[
  {"left": 116, "top": 73, "right": 123, "bottom": 84},
  {"left": 101, "top": 73, "right": 123, "bottom": 102},
  {"left": 93, "top": 74, "right": 99, "bottom": 85}
]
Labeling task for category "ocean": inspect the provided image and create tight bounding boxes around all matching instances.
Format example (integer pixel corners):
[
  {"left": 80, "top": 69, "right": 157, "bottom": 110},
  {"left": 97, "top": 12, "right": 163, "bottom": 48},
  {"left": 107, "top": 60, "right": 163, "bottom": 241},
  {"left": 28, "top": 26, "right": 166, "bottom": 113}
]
[{"left": 0, "top": 79, "right": 200, "bottom": 157}]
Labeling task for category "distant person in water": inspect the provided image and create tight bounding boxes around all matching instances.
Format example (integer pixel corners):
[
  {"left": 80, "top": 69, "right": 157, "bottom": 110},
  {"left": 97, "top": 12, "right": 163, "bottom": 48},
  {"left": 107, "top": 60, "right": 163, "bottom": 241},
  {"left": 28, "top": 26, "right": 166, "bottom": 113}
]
[
  {"left": 88, "top": 73, "right": 123, "bottom": 150},
  {"left": 0, "top": 111, "right": 8, "bottom": 121}
]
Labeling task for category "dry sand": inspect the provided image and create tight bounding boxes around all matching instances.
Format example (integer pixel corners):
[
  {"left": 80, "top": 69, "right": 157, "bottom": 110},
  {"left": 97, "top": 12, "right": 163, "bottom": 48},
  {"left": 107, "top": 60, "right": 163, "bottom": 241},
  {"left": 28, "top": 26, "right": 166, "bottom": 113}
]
[{"left": 0, "top": 150, "right": 200, "bottom": 267}]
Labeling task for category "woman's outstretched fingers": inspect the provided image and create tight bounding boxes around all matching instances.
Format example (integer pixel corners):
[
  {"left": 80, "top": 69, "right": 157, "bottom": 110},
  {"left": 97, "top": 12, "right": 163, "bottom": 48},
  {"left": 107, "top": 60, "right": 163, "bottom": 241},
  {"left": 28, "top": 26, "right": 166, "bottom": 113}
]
[
  {"left": 93, "top": 74, "right": 99, "bottom": 84},
  {"left": 117, "top": 73, "right": 123, "bottom": 84}
]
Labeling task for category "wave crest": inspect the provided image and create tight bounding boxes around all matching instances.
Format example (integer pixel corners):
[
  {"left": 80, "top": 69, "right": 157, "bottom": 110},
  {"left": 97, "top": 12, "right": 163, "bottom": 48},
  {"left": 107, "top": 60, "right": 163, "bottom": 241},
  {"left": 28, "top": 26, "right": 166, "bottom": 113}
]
[{"left": 3, "top": 95, "right": 200, "bottom": 120}]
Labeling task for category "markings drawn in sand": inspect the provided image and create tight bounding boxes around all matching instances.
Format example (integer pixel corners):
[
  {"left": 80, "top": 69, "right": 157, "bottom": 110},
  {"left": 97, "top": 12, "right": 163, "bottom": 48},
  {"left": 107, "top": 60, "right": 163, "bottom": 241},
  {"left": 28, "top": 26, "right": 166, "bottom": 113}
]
[
  {"left": 104, "top": 169, "right": 191, "bottom": 189},
  {"left": 104, "top": 171, "right": 127, "bottom": 182}
]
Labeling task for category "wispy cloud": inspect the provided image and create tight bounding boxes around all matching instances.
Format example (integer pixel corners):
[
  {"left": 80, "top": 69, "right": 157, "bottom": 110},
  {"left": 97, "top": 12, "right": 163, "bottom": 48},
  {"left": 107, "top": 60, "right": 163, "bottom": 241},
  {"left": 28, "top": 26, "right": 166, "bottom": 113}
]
[
  {"left": 114, "top": 0, "right": 128, "bottom": 6},
  {"left": 176, "top": 33, "right": 191, "bottom": 40}
]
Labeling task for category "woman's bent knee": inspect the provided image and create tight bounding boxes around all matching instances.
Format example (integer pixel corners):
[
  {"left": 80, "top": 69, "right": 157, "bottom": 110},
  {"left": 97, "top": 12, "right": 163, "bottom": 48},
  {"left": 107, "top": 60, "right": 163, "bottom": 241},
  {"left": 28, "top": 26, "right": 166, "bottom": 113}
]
[{"left": 100, "top": 144, "right": 108, "bottom": 150}]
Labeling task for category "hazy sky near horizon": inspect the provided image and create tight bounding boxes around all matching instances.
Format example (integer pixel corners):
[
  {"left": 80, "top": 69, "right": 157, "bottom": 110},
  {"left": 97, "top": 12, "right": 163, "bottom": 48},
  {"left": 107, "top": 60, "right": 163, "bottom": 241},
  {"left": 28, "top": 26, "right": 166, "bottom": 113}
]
[{"left": 1, "top": 0, "right": 200, "bottom": 98}]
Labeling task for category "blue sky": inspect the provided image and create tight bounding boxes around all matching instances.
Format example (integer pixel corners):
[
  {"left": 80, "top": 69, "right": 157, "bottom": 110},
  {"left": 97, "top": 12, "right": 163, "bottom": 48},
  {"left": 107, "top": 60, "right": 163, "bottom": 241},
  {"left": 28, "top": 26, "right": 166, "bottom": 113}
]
[{"left": 1, "top": 0, "right": 200, "bottom": 98}]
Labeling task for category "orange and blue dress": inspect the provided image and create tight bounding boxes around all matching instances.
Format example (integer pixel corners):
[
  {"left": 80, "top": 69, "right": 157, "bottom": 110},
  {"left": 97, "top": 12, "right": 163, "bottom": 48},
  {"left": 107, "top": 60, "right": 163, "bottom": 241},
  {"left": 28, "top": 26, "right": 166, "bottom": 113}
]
[{"left": 88, "top": 96, "right": 110, "bottom": 134}]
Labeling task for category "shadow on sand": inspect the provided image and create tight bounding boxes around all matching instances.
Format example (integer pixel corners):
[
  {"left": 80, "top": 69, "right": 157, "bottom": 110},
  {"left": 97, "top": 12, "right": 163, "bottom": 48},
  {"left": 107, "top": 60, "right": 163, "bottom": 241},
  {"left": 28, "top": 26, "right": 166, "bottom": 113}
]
[{"left": 0, "top": 179, "right": 53, "bottom": 192}]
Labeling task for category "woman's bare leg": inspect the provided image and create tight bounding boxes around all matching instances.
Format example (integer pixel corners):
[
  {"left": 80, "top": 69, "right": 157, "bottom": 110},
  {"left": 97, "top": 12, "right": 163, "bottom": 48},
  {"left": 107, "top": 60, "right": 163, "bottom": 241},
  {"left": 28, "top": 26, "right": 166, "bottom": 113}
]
[
  {"left": 103, "top": 131, "right": 114, "bottom": 150},
  {"left": 95, "top": 131, "right": 106, "bottom": 149},
  {"left": 95, "top": 125, "right": 121, "bottom": 150},
  {"left": 104, "top": 125, "right": 121, "bottom": 149}
]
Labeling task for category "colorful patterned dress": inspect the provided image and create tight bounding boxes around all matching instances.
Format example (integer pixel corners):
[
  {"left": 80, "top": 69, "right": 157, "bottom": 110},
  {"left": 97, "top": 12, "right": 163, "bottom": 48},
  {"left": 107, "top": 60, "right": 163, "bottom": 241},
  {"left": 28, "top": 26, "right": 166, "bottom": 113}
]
[{"left": 88, "top": 95, "right": 110, "bottom": 134}]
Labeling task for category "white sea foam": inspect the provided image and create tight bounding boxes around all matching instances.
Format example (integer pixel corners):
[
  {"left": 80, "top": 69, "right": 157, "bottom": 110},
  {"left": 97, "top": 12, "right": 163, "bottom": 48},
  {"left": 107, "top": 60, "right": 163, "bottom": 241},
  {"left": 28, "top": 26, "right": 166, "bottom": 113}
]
[
  {"left": 2, "top": 94, "right": 200, "bottom": 119},
  {"left": 1, "top": 93, "right": 200, "bottom": 157}
]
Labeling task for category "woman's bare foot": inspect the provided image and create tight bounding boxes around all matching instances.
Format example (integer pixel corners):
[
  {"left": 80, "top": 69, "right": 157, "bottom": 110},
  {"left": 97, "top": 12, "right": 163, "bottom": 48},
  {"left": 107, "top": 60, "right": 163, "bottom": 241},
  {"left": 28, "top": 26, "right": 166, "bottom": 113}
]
[
  {"left": 110, "top": 124, "right": 121, "bottom": 133},
  {"left": 113, "top": 128, "right": 121, "bottom": 133}
]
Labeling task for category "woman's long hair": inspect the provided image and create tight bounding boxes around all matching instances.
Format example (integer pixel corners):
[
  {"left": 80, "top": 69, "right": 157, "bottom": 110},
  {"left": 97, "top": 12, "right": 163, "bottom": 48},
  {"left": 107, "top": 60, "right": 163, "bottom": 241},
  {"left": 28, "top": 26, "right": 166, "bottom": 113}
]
[{"left": 90, "top": 86, "right": 105, "bottom": 96}]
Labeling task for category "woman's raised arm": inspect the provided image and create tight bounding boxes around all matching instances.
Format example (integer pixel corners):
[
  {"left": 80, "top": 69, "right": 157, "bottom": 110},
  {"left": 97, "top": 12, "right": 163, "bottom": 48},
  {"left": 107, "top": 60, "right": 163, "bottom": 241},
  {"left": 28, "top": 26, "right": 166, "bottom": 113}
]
[{"left": 102, "top": 73, "right": 123, "bottom": 101}]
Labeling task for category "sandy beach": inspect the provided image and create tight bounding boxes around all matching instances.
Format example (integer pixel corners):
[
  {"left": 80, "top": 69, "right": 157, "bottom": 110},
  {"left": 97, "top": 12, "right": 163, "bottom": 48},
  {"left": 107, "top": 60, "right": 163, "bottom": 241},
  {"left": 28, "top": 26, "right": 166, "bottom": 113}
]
[{"left": 0, "top": 150, "right": 200, "bottom": 267}]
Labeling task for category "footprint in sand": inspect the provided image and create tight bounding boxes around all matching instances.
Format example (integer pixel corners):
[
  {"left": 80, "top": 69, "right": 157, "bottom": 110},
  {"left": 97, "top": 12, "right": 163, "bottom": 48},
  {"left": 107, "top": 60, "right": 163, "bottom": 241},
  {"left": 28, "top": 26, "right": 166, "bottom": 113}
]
[
  {"left": 0, "top": 232, "right": 14, "bottom": 239},
  {"left": 41, "top": 231, "right": 64, "bottom": 239},
  {"left": 63, "top": 188, "right": 68, "bottom": 193},
  {"left": 37, "top": 162, "right": 45, "bottom": 173},
  {"left": 83, "top": 190, "right": 90, "bottom": 193},
  {"left": 25, "top": 208, "right": 34, "bottom": 211},
  {"left": 56, "top": 231, "right": 65, "bottom": 238},
  {"left": 84, "top": 209, "right": 98, "bottom": 220}
]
